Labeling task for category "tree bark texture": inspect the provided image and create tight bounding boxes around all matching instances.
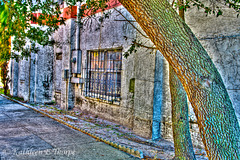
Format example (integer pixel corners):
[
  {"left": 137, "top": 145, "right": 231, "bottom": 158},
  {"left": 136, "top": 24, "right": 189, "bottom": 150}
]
[
  {"left": 170, "top": 66, "right": 196, "bottom": 160},
  {"left": 0, "top": 61, "right": 9, "bottom": 95},
  {"left": 170, "top": 3, "right": 195, "bottom": 159},
  {"left": 118, "top": 0, "right": 240, "bottom": 159}
]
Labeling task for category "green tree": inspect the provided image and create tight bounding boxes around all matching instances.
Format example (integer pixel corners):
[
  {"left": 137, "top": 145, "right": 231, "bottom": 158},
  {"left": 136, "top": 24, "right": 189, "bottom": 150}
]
[
  {"left": 0, "top": 61, "right": 9, "bottom": 95},
  {"left": 119, "top": 0, "right": 240, "bottom": 159},
  {"left": 0, "top": 0, "right": 65, "bottom": 95},
  {"left": 0, "top": 3, "right": 11, "bottom": 95},
  {"left": 0, "top": 0, "right": 109, "bottom": 60},
  {"left": 0, "top": 0, "right": 66, "bottom": 60}
]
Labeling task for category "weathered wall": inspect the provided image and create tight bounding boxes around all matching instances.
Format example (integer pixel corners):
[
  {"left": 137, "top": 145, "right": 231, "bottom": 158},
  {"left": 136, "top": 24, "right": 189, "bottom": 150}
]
[
  {"left": 52, "top": 4, "right": 240, "bottom": 144},
  {"left": 17, "top": 58, "right": 30, "bottom": 101},
  {"left": 52, "top": 48, "right": 63, "bottom": 105},
  {"left": 56, "top": 19, "right": 76, "bottom": 110},
  {"left": 188, "top": 7, "right": 240, "bottom": 148},
  {"left": 53, "top": 23, "right": 65, "bottom": 106},
  {"left": 10, "top": 44, "right": 54, "bottom": 103},
  {"left": 29, "top": 53, "right": 36, "bottom": 102},
  {"left": 71, "top": 6, "right": 158, "bottom": 136},
  {"left": 133, "top": 32, "right": 156, "bottom": 138},
  {"left": 34, "top": 45, "right": 54, "bottom": 103},
  {"left": 9, "top": 59, "right": 19, "bottom": 97},
  {"left": 75, "top": 6, "right": 137, "bottom": 129},
  {"left": 185, "top": 3, "right": 240, "bottom": 122}
]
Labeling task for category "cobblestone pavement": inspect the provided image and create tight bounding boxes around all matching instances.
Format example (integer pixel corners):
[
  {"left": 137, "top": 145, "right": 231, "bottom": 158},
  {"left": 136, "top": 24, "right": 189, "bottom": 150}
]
[{"left": 0, "top": 95, "right": 139, "bottom": 160}]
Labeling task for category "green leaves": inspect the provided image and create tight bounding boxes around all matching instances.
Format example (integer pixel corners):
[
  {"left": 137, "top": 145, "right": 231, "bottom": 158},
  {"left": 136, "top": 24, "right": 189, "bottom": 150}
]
[
  {"left": 0, "top": 0, "right": 65, "bottom": 61},
  {"left": 124, "top": 40, "right": 139, "bottom": 58},
  {"left": 0, "top": 0, "right": 110, "bottom": 62},
  {"left": 0, "top": 3, "right": 9, "bottom": 27},
  {"left": 216, "top": 9, "right": 223, "bottom": 17},
  {"left": 179, "top": 0, "right": 239, "bottom": 17}
]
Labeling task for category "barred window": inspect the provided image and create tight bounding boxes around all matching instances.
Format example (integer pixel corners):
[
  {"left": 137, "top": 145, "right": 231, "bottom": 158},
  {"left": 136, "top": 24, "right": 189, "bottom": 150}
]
[{"left": 84, "top": 50, "right": 122, "bottom": 104}]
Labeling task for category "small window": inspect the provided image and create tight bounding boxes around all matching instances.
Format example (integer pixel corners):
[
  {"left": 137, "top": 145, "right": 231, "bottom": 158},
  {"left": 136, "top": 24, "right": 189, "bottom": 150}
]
[
  {"left": 84, "top": 50, "right": 122, "bottom": 104},
  {"left": 56, "top": 52, "right": 62, "bottom": 60}
]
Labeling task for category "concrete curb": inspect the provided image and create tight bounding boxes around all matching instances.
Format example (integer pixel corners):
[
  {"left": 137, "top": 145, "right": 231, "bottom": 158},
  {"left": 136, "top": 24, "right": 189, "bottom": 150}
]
[{"left": 0, "top": 94, "right": 144, "bottom": 159}]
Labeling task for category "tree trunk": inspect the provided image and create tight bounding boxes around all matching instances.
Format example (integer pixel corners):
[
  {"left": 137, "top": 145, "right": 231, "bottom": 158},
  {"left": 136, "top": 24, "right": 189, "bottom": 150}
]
[
  {"left": 118, "top": 0, "right": 240, "bottom": 159},
  {"left": 170, "top": 66, "right": 196, "bottom": 160},
  {"left": 0, "top": 61, "right": 9, "bottom": 95},
  {"left": 170, "top": 2, "right": 195, "bottom": 159}
]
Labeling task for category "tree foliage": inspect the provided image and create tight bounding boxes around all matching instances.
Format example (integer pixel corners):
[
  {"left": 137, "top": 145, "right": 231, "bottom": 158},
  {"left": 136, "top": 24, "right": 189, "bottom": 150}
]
[
  {"left": 0, "top": 0, "right": 111, "bottom": 60},
  {"left": 0, "top": 0, "right": 66, "bottom": 61},
  {"left": 175, "top": 0, "right": 240, "bottom": 17}
]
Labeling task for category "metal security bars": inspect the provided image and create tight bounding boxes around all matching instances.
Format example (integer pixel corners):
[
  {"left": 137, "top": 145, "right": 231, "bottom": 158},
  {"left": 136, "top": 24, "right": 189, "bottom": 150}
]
[{"left": 84, "top": 50, "right": 122, "bottom": 104}]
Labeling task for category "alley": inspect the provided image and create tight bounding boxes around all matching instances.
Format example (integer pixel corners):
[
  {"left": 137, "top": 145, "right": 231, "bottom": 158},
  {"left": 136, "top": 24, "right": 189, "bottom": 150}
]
[{"left": 0, "top": 95, "right": 138, "bottom": 160}]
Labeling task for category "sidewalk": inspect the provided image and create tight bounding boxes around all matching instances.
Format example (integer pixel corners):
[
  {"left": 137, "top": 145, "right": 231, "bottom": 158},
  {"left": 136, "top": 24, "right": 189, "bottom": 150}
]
[
  {"left": 1, "top": 94, "right": 208, "bottom": 159},
  {"left": 0, "top": 95, "right": 138, "bottom": 160}
]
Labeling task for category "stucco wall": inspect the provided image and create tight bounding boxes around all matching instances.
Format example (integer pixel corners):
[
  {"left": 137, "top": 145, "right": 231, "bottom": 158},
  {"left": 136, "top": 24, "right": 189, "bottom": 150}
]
[
  {"left": 74, "top": 6, "right": 137, "bottom": 128},
  {"left": 34, "top": 45, "right": 54, "bottom": 103},
  {"left": 53, "top": 18, "right": 76, "bottom": 109},
  {"left": 10, "top": 59, "right": 19, "bottom": 97},
  {"left": 17, "top": 58, "right": 30, "bottom": 101},
  {"left": 68, "top": 6, "right": 158, "bottom": 137},
  {"left": 10, "top": 44, "right": 54, "bottom": 103}
]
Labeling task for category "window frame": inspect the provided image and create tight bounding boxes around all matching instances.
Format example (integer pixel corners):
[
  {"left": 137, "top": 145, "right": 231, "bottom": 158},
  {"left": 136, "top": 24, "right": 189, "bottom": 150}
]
[{"left": 84, "top": 49, "right": 122, "bottom": 104}]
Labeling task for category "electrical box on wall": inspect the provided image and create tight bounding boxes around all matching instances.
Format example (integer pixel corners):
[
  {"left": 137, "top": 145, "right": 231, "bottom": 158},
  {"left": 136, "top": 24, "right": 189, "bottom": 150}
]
[
  {"left": 72, "top": 50, "right": 82, "bottom": 74},
  {"left": 71, "top": 77, "right": 84, "bottom": 84}
]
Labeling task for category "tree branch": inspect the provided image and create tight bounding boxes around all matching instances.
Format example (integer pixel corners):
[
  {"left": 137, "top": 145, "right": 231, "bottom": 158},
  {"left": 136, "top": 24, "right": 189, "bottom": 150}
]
[
  {"left": 113, "top": 7, "right": 149, "bottom": 38},
  {"left": 132, "top": 41, "right": 157, "bottom": 49}
]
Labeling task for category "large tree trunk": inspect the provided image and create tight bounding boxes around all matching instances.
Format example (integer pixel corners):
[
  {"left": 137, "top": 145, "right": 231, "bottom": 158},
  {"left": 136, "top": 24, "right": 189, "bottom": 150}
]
[
  {"left": 118, "top": 0, "right": 240, "bottom": 159},
  {"left": 170, "top": 3, "right": 196, "bottom": 159}
]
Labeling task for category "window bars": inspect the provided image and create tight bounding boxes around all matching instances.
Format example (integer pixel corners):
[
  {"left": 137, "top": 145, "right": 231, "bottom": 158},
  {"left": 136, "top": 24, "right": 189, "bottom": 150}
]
[{"left": 84, "top": 50, "right": 122, "bottom": 104}]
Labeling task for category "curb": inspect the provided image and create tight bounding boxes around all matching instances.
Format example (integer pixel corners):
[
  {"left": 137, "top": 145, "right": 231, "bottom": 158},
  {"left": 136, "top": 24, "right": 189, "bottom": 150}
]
[{"left": 0, "top": 94, "right": 144, "bottom": 159}]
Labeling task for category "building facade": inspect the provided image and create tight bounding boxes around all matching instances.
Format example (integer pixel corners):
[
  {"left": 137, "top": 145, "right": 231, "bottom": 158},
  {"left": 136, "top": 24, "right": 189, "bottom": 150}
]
[{"left": 9, "top": 1, "right": 240, "bottom": 147}]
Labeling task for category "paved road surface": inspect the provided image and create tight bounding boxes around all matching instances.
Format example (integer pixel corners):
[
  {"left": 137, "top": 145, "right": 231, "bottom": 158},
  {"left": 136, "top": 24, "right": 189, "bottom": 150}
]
[{"left": 0, "top": 95, "right": 138, "bottom": 160}]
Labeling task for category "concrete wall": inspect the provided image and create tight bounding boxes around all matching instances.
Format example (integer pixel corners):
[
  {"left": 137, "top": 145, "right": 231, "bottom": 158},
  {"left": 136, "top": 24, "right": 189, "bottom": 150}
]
[
  {"left": 34, "top": 45, "right": 54, "bottom": 103},
  {"left": 10, "top": 59, "right": 18, "bottom": 97},
  {"left": 74, "top": 6, "right": 138, "bottom": 129},
  {"left": 10, "top": 45, "right": 54, "bottom": 103},
  {"left": 54, "top": 6, "right": 160, "bottom": 138},
  {"left": 53, "top": 19, "right": 76, "bottom": 109}
]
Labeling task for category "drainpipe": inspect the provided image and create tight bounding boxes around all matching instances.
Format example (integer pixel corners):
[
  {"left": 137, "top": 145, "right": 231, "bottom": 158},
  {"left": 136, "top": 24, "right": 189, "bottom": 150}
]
[
  {"left": 67, "top": 20, "right": 74, "bottom": 110},
  {"left": 67, "top": 2, "right": 81, "bottom": 110},
  {"left": 76, "top": 2, "right": 81, "bottom": 50},
  {"left": 28, "top": 48, "right": 32, "bottom": 102},
  {"left": 67, "top": 2, "right": 82, "bottom": 110},
  {"left": 76, "top": 2, "right": 83, "bottom": 95}
]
